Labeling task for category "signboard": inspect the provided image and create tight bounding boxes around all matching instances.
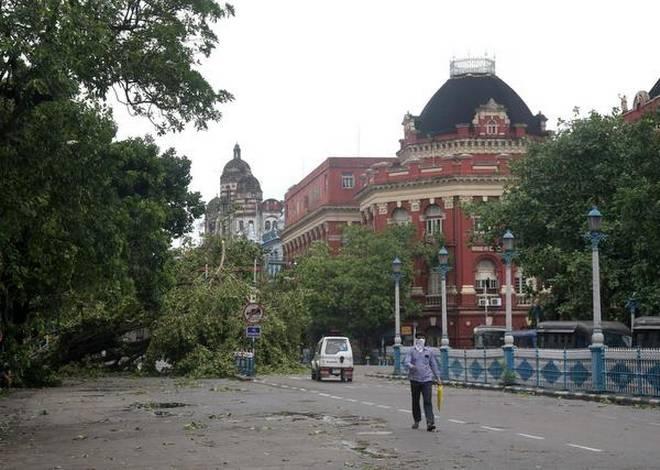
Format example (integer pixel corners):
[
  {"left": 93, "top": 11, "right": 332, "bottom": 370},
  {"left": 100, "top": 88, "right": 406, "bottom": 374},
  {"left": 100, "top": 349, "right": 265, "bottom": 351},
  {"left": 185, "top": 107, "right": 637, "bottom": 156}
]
[
  {"left": 246, "top": 325, "right": 261, "bottom": 338},
  {"left": 243, "top": 303, "right": 265, "bottom": 324},
  {"left": 401, "top": 326, "right": 413, "bottom": 336}
]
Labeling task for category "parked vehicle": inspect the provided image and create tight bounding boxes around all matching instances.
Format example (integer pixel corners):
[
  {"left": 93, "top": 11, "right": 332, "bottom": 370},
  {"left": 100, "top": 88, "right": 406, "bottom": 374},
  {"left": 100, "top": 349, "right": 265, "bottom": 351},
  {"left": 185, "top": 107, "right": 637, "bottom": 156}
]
[
  {"left": 512, "top": 329, "right": 537, "bottom": 348},
  {"left": 633, "top": 316, "right": 660, "bottom": 348},
  {"left": 536, "top": 321, "right": 631, "bottom": 349},
  {"left": 473, "top": 325, "right": 505, "bottom": 349},
  {"left": 473, "top": 326, "right": 537, "bottom": 348},
  {"left": 310, "top": 336, "right": 354, "bottom": 382}
]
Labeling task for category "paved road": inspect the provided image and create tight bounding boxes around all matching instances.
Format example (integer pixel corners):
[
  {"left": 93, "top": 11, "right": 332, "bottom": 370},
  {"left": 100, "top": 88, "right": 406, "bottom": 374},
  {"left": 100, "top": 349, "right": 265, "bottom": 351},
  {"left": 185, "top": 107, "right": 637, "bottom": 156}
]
[
  {"left": 0, "top": 367, "right": 658, "bottom": 469},
  {"left": 259, "top": 366, "right": 660, "bottom": 469}
]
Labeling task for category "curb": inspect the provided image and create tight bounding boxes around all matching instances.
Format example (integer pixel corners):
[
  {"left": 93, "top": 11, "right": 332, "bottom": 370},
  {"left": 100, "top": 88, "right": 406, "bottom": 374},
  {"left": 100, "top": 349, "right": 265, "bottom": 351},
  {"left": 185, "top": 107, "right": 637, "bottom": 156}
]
[
  {"left": 233, "top": 374, "right": 256, "bottom": 382},
  {"left": 366, "top": 373, "right": 660, "bottom": 408}
]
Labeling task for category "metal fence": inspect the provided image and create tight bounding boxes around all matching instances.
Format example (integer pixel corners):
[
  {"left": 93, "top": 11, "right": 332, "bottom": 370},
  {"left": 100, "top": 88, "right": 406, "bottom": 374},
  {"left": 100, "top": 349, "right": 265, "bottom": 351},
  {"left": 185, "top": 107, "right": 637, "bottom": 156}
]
[
  {"left": 447, "top": 349, "right": 505, "bottom": 384},
  {"left": 513, "top": 349, "right": 593, "bottom": 391},
  {"left": 439, "top": 347, "right": 660, "bottom": 397},
  {"left": 604, "top": 348, "right": 660, "bottom": 396}
]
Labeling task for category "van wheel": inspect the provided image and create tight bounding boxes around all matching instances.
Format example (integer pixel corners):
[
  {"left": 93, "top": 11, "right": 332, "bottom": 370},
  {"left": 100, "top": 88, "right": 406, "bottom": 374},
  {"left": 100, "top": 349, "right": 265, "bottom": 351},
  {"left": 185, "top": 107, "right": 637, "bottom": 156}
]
[{"left": 347, "top": 378, "right": 353, "bottom": 382}]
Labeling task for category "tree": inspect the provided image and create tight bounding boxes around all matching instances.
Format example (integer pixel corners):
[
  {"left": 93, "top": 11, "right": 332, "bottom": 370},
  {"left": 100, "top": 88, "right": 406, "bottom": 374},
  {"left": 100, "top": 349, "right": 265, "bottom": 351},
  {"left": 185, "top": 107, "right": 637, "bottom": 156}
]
[
  {"left": 296, "top": 225, "right": 436, "bottom": 352},
  {"left": 472, "top": 112, "right": 660, "bottom": 321},
  {"left": 1, "top": 0, "right": 235, "bottom": 134}
]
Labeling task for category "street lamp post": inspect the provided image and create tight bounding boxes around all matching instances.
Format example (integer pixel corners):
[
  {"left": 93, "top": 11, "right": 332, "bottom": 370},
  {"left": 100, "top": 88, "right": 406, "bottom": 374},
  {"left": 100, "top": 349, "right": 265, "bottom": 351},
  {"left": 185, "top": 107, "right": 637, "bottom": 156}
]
[
  {"left": 587, "top": 207, "right": 606, "bottom": 346},
  {"left": 437, "top": 247, "right": 452, "bottom": 381},
  {"left": 586, "top": 206, "right": 606, "bottom": 392},
  {"left": 392, "top": 257, "right": 402, "bottom": 376},
  {"left": 502, "top": 230, "right": 516, "bottom": 371}
]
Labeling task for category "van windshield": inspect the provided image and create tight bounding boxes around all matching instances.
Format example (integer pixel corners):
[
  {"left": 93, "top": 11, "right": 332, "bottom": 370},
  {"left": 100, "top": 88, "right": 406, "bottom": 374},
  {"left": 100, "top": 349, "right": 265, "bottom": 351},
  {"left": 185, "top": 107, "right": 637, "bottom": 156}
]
[{"left": 325, "top": 339, "right": 349, "bottom": 355}]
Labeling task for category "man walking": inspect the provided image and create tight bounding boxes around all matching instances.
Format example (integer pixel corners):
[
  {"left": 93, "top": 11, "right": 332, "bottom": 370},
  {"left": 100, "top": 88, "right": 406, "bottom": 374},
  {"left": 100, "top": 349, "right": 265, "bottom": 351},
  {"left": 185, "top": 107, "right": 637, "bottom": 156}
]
[{"left": 403, "top": 335, "right": 441, "bottom": 431}]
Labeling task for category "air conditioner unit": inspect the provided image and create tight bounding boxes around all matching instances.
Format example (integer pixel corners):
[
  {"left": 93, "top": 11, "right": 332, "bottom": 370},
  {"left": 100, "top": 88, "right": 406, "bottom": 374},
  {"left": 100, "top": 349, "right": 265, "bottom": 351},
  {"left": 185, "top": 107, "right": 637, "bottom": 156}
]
[
  {"left": 478, "top": 297, "right": 489, "bottom": 307},
  {"left": 489, "top": 297, "right": 502, "bottom": 307}
]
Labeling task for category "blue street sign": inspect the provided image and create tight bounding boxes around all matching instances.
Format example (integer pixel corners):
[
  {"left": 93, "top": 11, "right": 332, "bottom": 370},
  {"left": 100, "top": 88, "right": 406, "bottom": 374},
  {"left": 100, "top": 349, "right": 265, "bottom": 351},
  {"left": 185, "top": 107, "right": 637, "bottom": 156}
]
[{"left": 246, "top": 325, "right": 261, "bottom": 338}]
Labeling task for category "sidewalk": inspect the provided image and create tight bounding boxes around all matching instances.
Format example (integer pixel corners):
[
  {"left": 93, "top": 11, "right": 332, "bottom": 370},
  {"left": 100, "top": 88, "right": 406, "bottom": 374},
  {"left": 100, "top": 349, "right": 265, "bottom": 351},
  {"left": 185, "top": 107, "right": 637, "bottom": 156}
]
[{"left": 366, "top": 369, "right": 660, "bottom": 408}]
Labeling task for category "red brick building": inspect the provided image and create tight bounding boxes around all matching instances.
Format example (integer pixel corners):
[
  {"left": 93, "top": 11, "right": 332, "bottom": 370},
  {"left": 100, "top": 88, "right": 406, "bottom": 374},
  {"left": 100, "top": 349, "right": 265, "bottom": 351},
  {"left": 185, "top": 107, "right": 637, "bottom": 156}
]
[
  {"left": 621, "top": 77, "right": 660, "bottom": 123},
  {"left": 281, "top": 157, "right": 394, "bottom": 259},
  {"left": 282, "top": 58, "right": 549, "bottom": 347}
]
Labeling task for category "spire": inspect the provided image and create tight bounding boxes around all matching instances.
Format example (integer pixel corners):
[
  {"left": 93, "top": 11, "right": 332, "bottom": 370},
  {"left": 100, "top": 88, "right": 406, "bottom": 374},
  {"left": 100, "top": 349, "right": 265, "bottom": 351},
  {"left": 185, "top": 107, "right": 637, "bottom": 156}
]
[{"left": 233, "top": 143, "right": 241, "bottom": 160}]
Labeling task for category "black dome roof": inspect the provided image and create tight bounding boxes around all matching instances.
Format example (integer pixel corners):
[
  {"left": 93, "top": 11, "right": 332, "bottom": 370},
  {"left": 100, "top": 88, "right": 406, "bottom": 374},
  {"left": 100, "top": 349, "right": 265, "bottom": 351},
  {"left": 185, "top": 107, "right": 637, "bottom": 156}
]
[
  {"left": 650, "top": 77, "right": 660, "bottom": 99},
  {"left": 417, "top": 74, "right": 543, "bottom": 136},
  {"left": 221, "top": 158, "right": 252, "bottom": 181}
]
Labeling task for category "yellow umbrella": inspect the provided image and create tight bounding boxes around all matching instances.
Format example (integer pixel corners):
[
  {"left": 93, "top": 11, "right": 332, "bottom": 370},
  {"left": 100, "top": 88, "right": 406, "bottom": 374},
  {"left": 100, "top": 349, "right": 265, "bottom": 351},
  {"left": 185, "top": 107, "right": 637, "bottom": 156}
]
[{"left": 436, "top": 383, "right": 444, "bottom": 410}]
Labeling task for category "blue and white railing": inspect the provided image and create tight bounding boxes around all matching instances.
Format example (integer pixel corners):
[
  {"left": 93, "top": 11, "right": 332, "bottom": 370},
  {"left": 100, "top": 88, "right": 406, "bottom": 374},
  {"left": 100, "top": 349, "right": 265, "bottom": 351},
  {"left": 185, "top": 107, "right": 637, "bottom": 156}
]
[{"left": 439, "top": 347, "right": 660, "bottom": 397}]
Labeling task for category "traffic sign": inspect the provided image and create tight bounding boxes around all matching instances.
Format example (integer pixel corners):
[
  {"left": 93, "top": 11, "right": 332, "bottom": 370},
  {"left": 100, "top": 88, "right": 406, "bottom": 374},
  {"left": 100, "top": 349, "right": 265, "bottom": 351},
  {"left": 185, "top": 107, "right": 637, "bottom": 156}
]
[
  {"left": 246, "top": 325, "right": 261, "bottom": 338},
  {"left": 243, "top": 303, "right": 265, "bottom": 324}
]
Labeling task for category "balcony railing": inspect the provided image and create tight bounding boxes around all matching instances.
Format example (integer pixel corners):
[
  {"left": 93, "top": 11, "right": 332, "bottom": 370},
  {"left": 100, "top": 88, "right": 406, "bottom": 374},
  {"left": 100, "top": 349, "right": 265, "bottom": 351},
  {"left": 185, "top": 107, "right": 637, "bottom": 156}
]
[{"left": 426, "top": 295, "right": 442, "bottom": 306}]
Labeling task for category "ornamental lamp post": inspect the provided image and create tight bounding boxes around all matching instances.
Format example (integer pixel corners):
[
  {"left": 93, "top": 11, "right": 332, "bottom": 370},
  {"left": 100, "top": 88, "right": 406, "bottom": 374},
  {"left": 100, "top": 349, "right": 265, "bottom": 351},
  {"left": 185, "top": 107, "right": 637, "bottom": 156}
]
[
  {"left": 587, "top": 207, "right": 605, "bottom": 346},
  {"left": 392, "top": 257, "right": 402, "bottom": 376},
  {"left": 437, "top": 247, "right": 451, "bottom": 347},
  {"left": 437, "top": 246, "right": 452, "bottom": 381},
  {"left": 502, "top": 230, "right": 516, "bottom": 348}
]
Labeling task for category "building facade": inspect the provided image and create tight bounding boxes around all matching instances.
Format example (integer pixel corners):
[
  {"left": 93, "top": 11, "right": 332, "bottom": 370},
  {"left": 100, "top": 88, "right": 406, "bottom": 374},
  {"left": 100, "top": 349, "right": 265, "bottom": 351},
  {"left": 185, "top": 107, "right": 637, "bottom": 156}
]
[
  {"left": 280, "top": 157, "right": 393, "bottom": 260},
  {"left": 205, "top": 144, "right": 284, "bottom": 243},
  {"left": 283, "top": 58, "right": 548, "bottom": 347}
]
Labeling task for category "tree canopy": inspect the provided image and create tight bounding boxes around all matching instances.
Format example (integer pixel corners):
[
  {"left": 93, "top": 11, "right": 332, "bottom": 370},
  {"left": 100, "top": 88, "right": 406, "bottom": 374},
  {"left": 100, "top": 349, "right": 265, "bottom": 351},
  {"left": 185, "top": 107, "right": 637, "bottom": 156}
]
[
  {"left": 472, "top": 112, "right": 660, "bottom": 321},
  {"left": 295, "top": 225, "right": 438, "bottom": 351}
]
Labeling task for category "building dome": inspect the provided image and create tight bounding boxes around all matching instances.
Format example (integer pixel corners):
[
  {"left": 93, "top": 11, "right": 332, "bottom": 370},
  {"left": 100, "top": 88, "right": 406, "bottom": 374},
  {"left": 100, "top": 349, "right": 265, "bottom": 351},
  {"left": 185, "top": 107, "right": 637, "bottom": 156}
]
[
  {"left": 206, "top": 196, "right": 222, "bottom": 213},
  {"left": 650, "top": 77, "right": 660, "bottom": 99},
  {"left": 237, "top": 174, "right": 262, "bottom": 194},
  {"left": 221, "top": 143, "right": 252, "bottom": 184},
  {"left": 416, "top": 67, "right": 544, "bottom": 137}
]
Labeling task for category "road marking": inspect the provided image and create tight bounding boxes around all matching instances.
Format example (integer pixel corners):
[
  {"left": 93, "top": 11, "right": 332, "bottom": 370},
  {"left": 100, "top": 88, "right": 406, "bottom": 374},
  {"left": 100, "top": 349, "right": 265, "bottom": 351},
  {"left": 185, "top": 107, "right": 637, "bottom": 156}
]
[
  {"left": 330, "top": 395, "right": 343, "bottom": 400},
  {"left": 601, "top": 415, "right": 617, "bottom": 420},
  {"left": 361, "top": 401, "right": 375, "bottom": 406},
  {"left": 357, "top": 431, "right": 392, "bottom": 435},
  {"left": 288, "top": 376, "right": 302, "bottom": 380},
  {"left": 269, "top": 383, "right": 278, "bottom": 386},
  {"left": 481, "top": 426, "right": 505, "bottom": 432},
  {"left": 319, "top": 393, "right": 331, "bottom": 397},
  {"left": 517, "top": 433, "right": 545, "bottom": 440},
  {"left": 448, "top": 419, "right": 466, "bottom": 424},
  {"left": 280, "top": 384, "right": 289, "bottom": 388},
  {"left": 345, "top": 398, "right": 358, "bottom": 402},
  {"left": 376, "top": 405, "right": 391, "bottom": 409},
  {"left": 299, "top": 388, "right": 307, "bottom": 392},
  {"left": 567, "top": 443, "right": 602, "bottom": 453},
  {"left": 650, "top": 422, "right": 660, "bottom": 427},
  {"left": 398, "top": 409, "right": 411, "bottom": 413}
]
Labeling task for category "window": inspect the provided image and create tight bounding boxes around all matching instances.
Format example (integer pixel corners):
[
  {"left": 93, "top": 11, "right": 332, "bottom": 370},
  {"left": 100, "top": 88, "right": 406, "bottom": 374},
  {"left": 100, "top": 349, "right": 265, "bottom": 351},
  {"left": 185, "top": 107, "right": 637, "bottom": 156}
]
[
  {"left": 342, "top": 173, "right": 354, "bottom": 189},
  {"left": 265, "top": 220, "right": 271, "bottom": 231},
  {"left": 391, "top": 208, "right": 410, "bottom": 225},
  {"left": 425, "top": 204, "right": 444, "bottom": 235},
  {"left": 486, "top": 120, "right": 498, "bottom": 135},
  {"left": 475, "top": 259, "right": 497, "bottom": 292},
  {"left": 472, "top": 216, "right": 485, "bottom": 233},
  {"left": 238, "top": 220, "right": 244, "bottom": 231}
]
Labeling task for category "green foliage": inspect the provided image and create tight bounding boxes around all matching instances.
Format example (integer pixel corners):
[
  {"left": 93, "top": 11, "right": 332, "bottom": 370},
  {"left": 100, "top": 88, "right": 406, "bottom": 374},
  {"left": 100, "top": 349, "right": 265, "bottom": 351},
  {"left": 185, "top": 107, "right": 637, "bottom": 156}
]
[
  {"left": 295, "top": 225, "right": 436, "bottom": 348},
  {"left": 145, "top": 236, "right": 310, "bottom": 377},
  {"left": 471, "top": 112, "right": 660, "bottom": 321},
  {"left": 0, "top": 0, "right": 235, "bottom": 133}
]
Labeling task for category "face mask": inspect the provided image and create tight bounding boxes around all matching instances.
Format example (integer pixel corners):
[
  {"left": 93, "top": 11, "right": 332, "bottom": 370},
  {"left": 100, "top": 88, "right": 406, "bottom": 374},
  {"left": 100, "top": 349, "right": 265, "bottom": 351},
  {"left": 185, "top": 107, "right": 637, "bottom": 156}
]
[{"left": 414, "top": 338, "right": 425, "bottom": 351}]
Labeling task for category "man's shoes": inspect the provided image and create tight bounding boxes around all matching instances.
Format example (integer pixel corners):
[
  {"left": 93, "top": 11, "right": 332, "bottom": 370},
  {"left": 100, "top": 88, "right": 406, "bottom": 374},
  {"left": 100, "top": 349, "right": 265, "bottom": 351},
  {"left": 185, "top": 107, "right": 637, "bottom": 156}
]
[
  {"left": 427, "top": 424, "right": 436, "bottom": 432},
  {"left": 411, "top": 422, "right": 419, "bottom": 429}
]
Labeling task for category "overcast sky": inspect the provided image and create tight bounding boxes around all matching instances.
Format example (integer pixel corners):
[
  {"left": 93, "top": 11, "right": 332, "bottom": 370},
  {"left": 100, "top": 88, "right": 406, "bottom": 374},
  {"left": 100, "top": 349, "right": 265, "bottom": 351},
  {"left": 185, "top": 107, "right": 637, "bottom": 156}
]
[{"left": 113, "top": 0, "right": 659, "bottom": 208}]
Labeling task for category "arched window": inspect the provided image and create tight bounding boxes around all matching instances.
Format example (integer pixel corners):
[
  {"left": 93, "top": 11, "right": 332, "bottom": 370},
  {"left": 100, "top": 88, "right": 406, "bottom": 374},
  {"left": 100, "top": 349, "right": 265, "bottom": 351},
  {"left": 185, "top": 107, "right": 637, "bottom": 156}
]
[
  {"left": 475, "top": 259, "right": 497, "bottom": 291},
  {"left": 486, "top": 120, "right": 498, "bottom": 135},
  {"left": 391, "top": 208, "right": 410, "bottom": 225},
  {"left": 425, "top": 204, "right": 444, "bottom": 235},
  {"left": 265, "top": 220, "right": 271, "bottom": 231}
]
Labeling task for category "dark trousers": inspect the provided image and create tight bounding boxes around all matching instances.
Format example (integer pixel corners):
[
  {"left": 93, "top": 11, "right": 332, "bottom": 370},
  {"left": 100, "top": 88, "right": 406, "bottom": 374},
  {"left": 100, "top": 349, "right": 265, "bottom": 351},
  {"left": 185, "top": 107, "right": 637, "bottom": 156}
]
[{"left": 410, "top": 380, "right": 434, "bottom": 425}]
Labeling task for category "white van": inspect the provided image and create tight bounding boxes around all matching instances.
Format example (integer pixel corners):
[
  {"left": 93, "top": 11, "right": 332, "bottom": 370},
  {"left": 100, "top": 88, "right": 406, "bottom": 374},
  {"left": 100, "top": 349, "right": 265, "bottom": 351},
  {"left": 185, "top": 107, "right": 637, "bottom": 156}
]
[{"left": 310, "top": 336, "right": 354, "bottom": 382}]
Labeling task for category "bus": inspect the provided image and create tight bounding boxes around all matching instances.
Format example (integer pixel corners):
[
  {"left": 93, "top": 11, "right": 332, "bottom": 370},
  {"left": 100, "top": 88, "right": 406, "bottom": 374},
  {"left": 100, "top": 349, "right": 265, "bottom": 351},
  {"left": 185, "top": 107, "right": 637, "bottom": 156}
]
[
  {"left": 633, "top": 316, "right": 660, "bottom": 348},
  {"left": 473, "top": 326, "right": 537, "bottom": 349},
  {"left": 536, "top": 321, "right": 631, "bottom": 349}
]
